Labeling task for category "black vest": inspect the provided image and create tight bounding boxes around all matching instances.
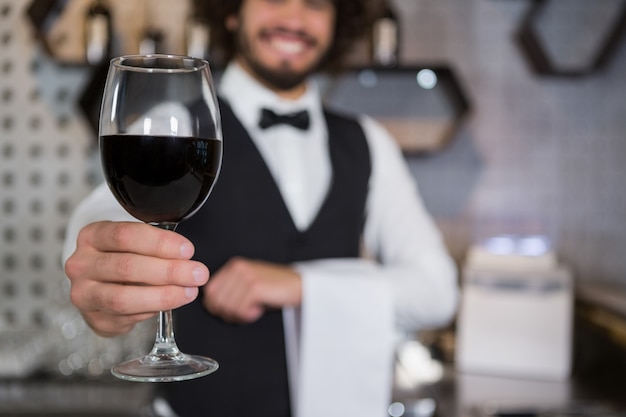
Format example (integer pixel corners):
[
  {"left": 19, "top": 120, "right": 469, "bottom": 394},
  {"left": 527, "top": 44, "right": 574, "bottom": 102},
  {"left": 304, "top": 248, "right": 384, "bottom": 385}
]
[{"left": 167, "top": 99, "right": 371, "bottom": 417}]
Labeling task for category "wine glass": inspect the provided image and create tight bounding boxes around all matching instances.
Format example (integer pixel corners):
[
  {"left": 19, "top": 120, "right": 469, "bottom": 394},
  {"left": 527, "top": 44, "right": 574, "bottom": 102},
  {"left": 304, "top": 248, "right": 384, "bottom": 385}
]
[{"left": 99, "top": 54, "right": 222, "bottom": 382}]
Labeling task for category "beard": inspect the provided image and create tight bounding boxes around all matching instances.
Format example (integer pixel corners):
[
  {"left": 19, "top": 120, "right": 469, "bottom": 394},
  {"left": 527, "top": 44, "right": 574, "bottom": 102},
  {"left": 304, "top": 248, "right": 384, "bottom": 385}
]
[
  {"left": 247, "top": 57, "right": 310, "bottom": 91},
  {"left": 235, "top": 26, "right": 330, "bottom": 91}
]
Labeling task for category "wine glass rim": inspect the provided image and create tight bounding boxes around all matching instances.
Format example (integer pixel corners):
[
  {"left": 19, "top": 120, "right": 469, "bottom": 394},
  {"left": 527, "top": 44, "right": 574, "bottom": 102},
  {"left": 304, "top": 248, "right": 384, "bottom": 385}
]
[{"left": 111, "top": 54, "right": 210, "bottom": 73}]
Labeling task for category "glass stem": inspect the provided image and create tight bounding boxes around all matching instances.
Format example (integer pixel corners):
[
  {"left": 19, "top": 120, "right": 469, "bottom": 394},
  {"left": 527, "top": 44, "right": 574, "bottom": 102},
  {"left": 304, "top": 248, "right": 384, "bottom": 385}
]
[
  {"left": 150, "top": 222, "right": 182, "bottom": 358},
  {"left": 152, "top": 310, "right": 180, "bottom": 356}
]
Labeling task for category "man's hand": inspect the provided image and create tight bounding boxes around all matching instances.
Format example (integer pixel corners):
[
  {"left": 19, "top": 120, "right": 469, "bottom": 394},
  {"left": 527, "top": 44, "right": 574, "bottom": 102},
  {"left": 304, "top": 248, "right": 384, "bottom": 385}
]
[
  {"left": 64, "top": 221, "right": 209, "bottom": 337},
  {"left": 203, "top": 257, "right": 302, "bottom": 324}
]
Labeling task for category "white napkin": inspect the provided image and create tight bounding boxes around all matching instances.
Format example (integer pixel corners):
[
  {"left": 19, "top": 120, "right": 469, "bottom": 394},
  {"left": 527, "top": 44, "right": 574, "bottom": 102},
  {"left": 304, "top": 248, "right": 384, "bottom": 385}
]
[{"left": 285, "top": 261, "right": 395, "bottom": 417}]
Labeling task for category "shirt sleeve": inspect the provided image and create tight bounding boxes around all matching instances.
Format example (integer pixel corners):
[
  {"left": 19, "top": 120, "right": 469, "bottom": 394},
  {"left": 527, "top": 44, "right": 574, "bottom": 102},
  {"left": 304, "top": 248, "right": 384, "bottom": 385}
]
[
  {"left": 62, "top": 182, "right": 138, "bottom": 264},
  {"left": 295, "top": 116, "right": 459, "bottom": 333}
]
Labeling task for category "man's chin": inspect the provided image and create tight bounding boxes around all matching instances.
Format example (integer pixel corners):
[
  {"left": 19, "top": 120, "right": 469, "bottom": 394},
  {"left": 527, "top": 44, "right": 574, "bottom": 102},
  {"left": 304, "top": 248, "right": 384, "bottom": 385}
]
[{"left": 250, "top": 62, "right": 310, "bottom": 92}]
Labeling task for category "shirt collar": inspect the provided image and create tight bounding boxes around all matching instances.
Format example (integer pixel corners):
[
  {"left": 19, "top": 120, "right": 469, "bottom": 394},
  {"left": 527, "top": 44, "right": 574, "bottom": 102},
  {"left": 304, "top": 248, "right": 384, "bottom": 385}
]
[{"left": 218, "top": 61, "right": 322, "bottom": 132}]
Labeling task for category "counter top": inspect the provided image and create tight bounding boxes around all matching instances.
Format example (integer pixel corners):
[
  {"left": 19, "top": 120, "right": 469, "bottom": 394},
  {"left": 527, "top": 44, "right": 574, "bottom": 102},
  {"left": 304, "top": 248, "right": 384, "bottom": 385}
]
[
  {"left": 2, "top": 310, "right": 625, "bottom": 417},
  {"left": 0, "top": 375, "right": 154, "bottom": 416},
  {"left": 394, "top": 368, "right": 626, "bottom": 417},
  {"left": 3, "top": 364, "right": 624, "bottom": 417}
]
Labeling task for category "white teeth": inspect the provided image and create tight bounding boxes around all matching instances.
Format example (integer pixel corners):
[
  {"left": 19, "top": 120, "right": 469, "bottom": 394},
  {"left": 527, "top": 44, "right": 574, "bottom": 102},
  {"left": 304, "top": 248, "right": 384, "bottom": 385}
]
[{"left": 270, "top": 39, "right": 305, "bottom": 54}]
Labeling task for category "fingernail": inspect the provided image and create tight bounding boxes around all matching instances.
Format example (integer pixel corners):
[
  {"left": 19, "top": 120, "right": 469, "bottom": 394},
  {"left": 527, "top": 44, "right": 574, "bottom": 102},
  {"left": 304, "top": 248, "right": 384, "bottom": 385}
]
[
  {"left": 184, "top": 287, "right": 197, "bottom": 299},
  {"left": 180, "top": 242, "right": 194, "bottom": 258},
  {"left": 192, "top": 267, "right": 206, "bottom": 284}
]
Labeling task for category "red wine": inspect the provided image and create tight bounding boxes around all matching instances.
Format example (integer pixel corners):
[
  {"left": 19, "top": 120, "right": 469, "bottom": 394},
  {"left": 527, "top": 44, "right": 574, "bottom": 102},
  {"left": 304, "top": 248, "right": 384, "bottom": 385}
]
[{"left": 100, "top": 134, "right": 222, "bottom": 224}]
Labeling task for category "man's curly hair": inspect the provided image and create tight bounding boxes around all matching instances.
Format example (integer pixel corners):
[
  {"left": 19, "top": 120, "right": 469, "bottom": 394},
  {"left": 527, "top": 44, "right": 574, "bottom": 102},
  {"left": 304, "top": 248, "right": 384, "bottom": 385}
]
[{"left": 192, "top": 0, "right": 383, "bottom": 72}]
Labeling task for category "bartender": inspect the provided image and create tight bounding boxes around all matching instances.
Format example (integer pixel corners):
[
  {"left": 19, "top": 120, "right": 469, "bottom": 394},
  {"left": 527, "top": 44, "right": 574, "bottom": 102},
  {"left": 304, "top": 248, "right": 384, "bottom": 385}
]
[{"left": 63, "top": 0, "right": 458, "bottom": 416}]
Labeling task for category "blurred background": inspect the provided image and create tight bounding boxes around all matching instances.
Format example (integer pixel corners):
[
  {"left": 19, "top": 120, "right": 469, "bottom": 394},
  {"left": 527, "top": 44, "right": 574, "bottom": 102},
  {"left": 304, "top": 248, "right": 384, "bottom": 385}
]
[{"left": 1, "top": 0, "right": 625, "bottom": 416}]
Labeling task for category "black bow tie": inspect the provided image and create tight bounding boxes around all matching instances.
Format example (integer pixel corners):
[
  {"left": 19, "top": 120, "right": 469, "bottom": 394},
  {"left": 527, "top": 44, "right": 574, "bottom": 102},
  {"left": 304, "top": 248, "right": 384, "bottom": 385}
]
[{"left": 259, "top": 108, "right": 310, "bottom": 130}]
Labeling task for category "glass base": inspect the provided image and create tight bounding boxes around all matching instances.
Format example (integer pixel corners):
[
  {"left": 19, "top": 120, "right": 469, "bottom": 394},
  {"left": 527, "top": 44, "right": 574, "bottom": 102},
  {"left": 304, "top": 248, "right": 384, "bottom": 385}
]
[{"left": 111, "top": 352, "right": 219, "bottom": 382}]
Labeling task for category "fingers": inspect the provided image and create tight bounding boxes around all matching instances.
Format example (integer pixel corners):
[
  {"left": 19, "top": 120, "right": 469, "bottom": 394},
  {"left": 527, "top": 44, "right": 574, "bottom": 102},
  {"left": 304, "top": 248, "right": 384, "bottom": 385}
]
[
  {"left": 64, "top": 220, "right": 210, "bottom": 337},
  {"left": 71, "top": 280, "right": 200, "bottom": 336},
  {"left": 65, "top": 221, "right": 209, "bottom": 288},
  {"left": 205, "top": 260, "right": 252, "bottom": 309},
  {"left": 203, "top": 259, "right": 253, "bottom": 322},
  {"left": 68, "top": 251, "right": 208, "bottom": 287},
  {"left": 71, "top": 281, "right": 199, "bottom": 316},
  {"left": 79, "top": 221, "right": 195, "bottom": 260},
  {"left": 203, "top": 258, "right": 297, "bottom": 324},
  {"left": 82, "top": 310, "right": 157, "bottom": 338},
  {"left": 204, "top": 290, "right": 264, "bottom": 324}
]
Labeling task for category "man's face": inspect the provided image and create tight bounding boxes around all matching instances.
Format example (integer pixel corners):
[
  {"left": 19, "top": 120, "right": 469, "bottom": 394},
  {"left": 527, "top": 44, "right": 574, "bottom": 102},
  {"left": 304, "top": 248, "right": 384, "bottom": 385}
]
[{"left": 228, "top": 0, "right": 336, "bottom": 93}]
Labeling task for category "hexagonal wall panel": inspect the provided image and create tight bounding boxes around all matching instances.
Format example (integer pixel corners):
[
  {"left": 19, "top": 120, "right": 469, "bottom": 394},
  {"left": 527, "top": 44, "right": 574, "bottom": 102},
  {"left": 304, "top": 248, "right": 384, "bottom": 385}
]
[
  {"left": 78, "top": 62, "right": 108, "bottom": 136},
  {"left": 27, "top": 0, "right": 90, "bottom": 65},
  {"left": 321, "top": 66, "right": 471, "bottom": 153},
  {"left": 26, "top": 0, "right": 190, "bottom": 66},
  {"left": 515, "top": 0, "right": 626, "bottom": 76}
]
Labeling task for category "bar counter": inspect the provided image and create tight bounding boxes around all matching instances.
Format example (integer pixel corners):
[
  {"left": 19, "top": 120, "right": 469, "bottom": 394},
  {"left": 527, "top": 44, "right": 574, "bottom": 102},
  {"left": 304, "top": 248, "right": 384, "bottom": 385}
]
[
  {"left": 1, "top": 360, "right": 624, "bottom": 417},
  {"left": 1, "top": 301, "right": 625, "bottom": 417},
  {"left": 0, "top": 375, "right": 154, "bottom": 416}
]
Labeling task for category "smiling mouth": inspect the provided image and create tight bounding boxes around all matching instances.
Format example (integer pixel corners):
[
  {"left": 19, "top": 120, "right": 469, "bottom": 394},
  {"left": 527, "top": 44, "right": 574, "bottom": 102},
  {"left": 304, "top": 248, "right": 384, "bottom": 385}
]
[
  {"left": 261, "top": 28, "right": 316, "bottom": 56},
  {"left": 270, "top": 38, "right": 306, "bottom": 54}
]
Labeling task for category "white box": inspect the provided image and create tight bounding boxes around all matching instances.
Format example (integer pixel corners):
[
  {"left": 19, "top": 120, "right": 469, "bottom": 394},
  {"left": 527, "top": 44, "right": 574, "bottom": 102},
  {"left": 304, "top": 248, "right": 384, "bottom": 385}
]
[{"left": 456, "top": 264, "right": 573, "bottom": 381}]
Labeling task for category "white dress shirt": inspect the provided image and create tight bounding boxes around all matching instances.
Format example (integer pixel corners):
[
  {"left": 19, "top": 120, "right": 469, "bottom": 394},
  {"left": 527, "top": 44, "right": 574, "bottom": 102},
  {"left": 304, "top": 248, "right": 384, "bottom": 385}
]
[
  {"left": 217, "top": 63, "right": 458, "bottom": 329},
  {"left": 62, "top": 62, "right": 458, "bottom": 417}
]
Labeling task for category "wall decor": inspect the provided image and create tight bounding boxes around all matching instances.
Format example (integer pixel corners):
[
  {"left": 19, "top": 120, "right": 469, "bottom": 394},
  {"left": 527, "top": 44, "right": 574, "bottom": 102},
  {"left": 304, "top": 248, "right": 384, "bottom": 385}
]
[{"left": 515, "top": 0, "right": 626, "bottom": 76}]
